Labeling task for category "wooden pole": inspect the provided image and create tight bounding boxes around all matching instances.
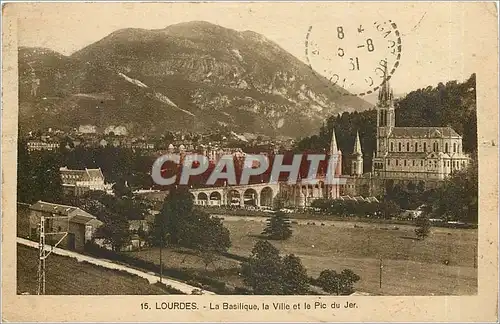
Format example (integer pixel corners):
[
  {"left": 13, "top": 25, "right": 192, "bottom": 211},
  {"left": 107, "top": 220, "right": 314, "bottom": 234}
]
[
  {"left": 474, "top": 245, "right": 477, "bottom": 269},
  {"left": 159, "top": 232, "right": 163, "bottom": 283},
  {"left": 379, "top": 258, "right": 383, "bottom": 289}
]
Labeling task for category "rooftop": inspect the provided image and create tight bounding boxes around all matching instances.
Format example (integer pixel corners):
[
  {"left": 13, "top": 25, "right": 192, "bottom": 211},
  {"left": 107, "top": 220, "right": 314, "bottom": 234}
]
[
  {"left": 389, "top": 127, "right": 460, "bottom": 138},
  {"left": 30, "top": 201, "right": 100, "bottom": 225}
]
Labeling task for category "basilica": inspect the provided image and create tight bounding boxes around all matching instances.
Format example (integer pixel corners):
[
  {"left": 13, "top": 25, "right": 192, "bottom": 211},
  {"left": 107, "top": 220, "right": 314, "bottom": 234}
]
[
  {"left": 190, "top": 75, "right": 472, "bottom": 208},
  {"left": 370, "top": 76, "right": 471, "bottom": 181},
  {"left": 284, "top": 74, "right": 471, "bottom": 206}
]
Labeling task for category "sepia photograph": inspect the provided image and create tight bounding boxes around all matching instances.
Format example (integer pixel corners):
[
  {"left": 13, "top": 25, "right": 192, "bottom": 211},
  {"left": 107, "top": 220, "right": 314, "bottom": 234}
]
[{"left": 2, "top": 1, "right": 498, "bottom": 322}]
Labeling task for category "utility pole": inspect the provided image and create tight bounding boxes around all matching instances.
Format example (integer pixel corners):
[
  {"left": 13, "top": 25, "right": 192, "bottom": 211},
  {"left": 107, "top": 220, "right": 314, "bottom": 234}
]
[
  {"left": 37, "top": 214, "right": 70, "bottom": 295},
  {"left": 379, "top": 258, "right": 383, "bottom": 289},
  {"left": 37, "top": 216, "right": 46, "bottom": 295},
  {"left": 474, "top": 246, "right": 477, "bottom": 269},
  {"left": 159, "top": 230, "right": 163, "bottom": 284}
]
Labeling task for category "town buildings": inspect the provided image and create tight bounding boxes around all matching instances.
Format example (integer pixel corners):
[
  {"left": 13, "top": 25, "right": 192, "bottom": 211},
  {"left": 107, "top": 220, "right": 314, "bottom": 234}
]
[
  {"left": 25, "top": 200, "right": 103, "bottom": 252},
  {"left": 60, "top": 167, "right": 111, "bottom": 196},
  {"left": 189, "top": 74, "right": 471, "bottom": 208}
]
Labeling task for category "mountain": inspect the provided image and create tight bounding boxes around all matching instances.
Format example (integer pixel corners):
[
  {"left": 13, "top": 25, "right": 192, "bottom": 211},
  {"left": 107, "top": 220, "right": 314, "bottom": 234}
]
[{"left": 18, "top": 21, "right": 373, "bottom": 137}]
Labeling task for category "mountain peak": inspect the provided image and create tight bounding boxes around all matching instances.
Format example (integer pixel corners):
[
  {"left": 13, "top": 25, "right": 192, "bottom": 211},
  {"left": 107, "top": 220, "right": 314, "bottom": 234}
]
[
  {"left": 18, "top": 22, "right": 373, "bottom": 137},
  {"left": 165, "top": 20, "right": 222, "bottom": 29}
]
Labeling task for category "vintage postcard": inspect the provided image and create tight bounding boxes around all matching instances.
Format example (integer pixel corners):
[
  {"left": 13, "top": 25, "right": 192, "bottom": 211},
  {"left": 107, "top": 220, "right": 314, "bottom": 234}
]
[{"left": 1, "top": 1, "right": 498, "bottom": 322}]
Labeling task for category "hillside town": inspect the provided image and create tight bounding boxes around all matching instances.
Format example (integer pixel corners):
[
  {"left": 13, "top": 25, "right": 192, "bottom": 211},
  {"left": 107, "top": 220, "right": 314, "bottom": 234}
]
[
  {"left": 17, "top": 71, "right": 478, "bottom": 298},
  {"left": 14, "top": 13, "right": 480, "bottom": 299}
]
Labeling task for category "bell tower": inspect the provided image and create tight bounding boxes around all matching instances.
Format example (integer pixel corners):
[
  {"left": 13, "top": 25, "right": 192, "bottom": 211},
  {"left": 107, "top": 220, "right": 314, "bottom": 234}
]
[
  {"left": 373, "top": 65, "right": 395, "bottom": 173},
  {"left": 375, "top": 65, "right": 395, "bottom": 155}
]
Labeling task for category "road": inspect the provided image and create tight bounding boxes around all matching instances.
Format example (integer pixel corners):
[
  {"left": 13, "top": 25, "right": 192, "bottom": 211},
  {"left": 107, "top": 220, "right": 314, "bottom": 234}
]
[
  {"left": 17, "top": 237, "right": 215, "bottom": 295},
  {"left": 213, "top": 214, "right": 418, "bottom": 230},
  {"left": 214, "top": 214, "right": 465, "bottom": 234}
]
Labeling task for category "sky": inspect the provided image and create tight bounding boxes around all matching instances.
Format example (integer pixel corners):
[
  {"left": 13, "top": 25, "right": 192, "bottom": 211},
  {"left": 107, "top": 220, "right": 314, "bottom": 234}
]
[{"left": 13, "top": 2, "right": 497, "bottom": 96}]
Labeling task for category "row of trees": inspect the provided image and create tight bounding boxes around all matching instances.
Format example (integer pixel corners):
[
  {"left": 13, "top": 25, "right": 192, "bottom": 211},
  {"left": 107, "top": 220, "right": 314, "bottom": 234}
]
[
  {"left": 310, "top": 199, "right": 401, "bottom": 219},
  {"left": 17, "top": 138, "right": 63, "bottom": 204},
  {"left": 17, "top": 138, "right": 156, "bottom": 205},
  {"left": 75, "top": 190, "right": 150, "bottom": 251}
]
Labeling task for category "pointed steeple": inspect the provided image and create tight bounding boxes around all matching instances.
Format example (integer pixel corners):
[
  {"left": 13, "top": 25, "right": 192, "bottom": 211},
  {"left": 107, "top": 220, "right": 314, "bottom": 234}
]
[
  {"left": 330, "top": 128, "right": 339, "bottom": 155},
  {"left": 353, "top": 131, "right": 362, "bottom": 155},
  {"left": 378, "top": 64, "right": 393, "bottom": 105}
]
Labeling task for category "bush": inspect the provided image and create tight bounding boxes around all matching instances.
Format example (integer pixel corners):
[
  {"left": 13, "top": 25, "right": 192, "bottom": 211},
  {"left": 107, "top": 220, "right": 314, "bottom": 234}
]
[
  {"left": 315, "top": 268, "right": 361, "bottom": 295},
  {"left": 415, "top": 215, "right": 431, "bottom": 239}
]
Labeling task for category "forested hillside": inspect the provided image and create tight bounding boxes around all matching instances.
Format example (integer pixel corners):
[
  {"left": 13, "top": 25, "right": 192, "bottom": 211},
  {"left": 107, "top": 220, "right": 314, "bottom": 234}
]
[{"left": 295, "top": 74, "right": 477, "bottom": 173}]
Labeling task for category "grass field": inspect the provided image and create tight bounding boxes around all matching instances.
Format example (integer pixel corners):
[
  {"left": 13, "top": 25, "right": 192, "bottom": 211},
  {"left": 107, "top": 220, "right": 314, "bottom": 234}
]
[
  {"left": 224, "top": 220, "right": 478, "bottom": 296},
  {"left": 131, "top": 218, "right": 478, "bottom": 296},
  {"left": 17, "top": 244, "right": 173, "bottom": 295},
  {"left": 127, "top": 246, "right": 244, "bottom": 288}
]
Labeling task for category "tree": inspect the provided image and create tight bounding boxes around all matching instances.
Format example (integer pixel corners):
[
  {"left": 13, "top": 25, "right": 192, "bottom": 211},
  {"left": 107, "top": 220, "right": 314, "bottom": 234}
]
[
  {"left": 380, "top": 200, "right": 401, "bottom": 219},
  {"left": 152, "top": 187, "right": 194, "bottom": 246},
  {"left": 17, "top": 142, "right": 64, "bottom": 204},
  {"left": 152, "top": 187, "right": 232, "bottom": 269},
  {"left": 272, "top": 193, "right": 289, "bottom": 209},
  {"left": 98, "top": 211, "right": 130, "bottom": 251},
  {"left": 241, "top": 240, "right": 284, "bottom": 294},
  {"left": 432, "top": 161, "right": 478, "bottom": 223},
  {"left": 338, "top": 269, "right": 361, "bottom": 295},
  {"left": 281, "top": 254, "right": 309, "bottom": 295},
  {"left": 179, "top": 211, "right": 231, "bottom": 264},
  {"left": 415, "top": 207, "right": 432, "bottom": 240},
  {"left": 112, "top": 180, "right": 133, "bottom": 198},
  {"left": 316, "top": 268, "right": 361, "bottom": 295},
  {"left": 316, "top": 269, "right": 341, "bottom": 295},
  {"left": 262, "top": 210, "right": 293, "bottom": 240},
  {"left": 137, "top": 223, "right": 148, "bottom": 250}
]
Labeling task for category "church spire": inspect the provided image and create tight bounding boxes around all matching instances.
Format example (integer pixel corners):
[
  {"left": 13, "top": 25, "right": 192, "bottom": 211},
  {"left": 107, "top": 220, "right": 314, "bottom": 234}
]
[
  {"left": 378, "top": 64, "right": 393, "bottom": 105},
  {"left": 353, "top": 131, "right": 362, "bottom": 155},
  {"left": 330, "top": 128, "right": 339, "bottom": 155}
]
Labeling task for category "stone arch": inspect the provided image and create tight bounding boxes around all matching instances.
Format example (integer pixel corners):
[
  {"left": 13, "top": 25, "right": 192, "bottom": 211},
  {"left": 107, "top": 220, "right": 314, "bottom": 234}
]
[
  {"left": 198, "top": 192, "right": 208, "bottom": 201},
  {"left": 228, "top": 189, "right": 241, "bottom": 206},
  {"left": 260, "top": 186, "right": 273, "bottom": 207},
  {"left": 210, "top": 191, "right": 221, "bottom": 201},
  {"left": 243, "top": 188, "right": 258, "bottom": 206}
]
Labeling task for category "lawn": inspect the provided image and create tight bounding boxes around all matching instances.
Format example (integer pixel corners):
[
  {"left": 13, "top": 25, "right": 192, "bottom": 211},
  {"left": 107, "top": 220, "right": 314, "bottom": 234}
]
[
  {"left": 127, "top": 218, "right": 477, "bottom": 296},
  {"left": 17, "top": 244, "right": 173, "bottom": 295},
  {"left": 223, "top": 219, "right": 478, "bottom": 296},
  {"left": 127, "top": 246, "right": 244, "bottom": 288}
]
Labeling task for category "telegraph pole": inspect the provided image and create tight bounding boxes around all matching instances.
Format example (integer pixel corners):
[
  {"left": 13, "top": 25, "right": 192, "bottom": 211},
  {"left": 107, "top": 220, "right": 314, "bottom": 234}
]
[
  {"left": 37, "top": 216, "right": 46, "bottom": 295},
  {"left": 159, "top": 233, "right": 163, "bottom": 284},
  {"left": 474, "top": 245, "right": 477, "bottom": 269},
  {"left": 37, "top": 214, "right": 70, "bottom": 295},
  {"left": 379, "top": 258, "right": 383, "bottom": 289}
]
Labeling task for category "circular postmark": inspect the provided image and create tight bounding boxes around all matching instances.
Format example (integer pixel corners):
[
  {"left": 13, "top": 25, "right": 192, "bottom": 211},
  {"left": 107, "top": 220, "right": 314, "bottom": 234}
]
[{"left": 305, "top": 20, "right": 402, "bottom": 97}]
